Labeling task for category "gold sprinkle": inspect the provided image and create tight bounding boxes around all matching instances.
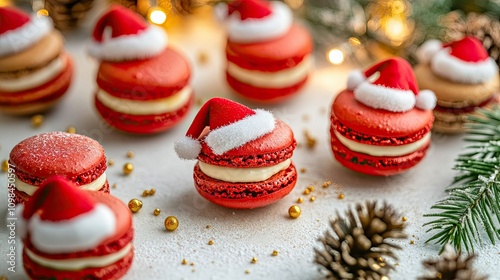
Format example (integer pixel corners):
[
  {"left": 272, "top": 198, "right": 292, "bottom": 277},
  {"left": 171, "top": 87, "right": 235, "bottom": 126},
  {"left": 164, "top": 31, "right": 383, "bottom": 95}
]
[
  {"left": 31, "top": 114, "right": 44, "bottom": 128},
  {"left": 245, "top": 269, "right": 250, "bottom": 274},
  {"left": 288, "top": 205, "right": 301, "bottom": 219},
  {"left": 182, "top": 259, "right": 188, "bottom": 265},
  {"left": 299, "top": 168, "right": 306, "bottom": 173},
  {"left": 196, "top": 98, "right": 204, "bottom": 107},
  {"left": 251, "top": 257, "right": 257, "bottom": 264},
  {"left": 165, "top": 216, "right": 179, "bottom": 231},
  {"left": 208, "top": 240, "right": 214, "bottom": 245},
  {"left": 197, "top": 52, "right": 209, "bottom": 64},
  {"left": 322, "top": 181, "right": 331, "bottom": 188},
  {"left": 112, "top": 183, "right": 117, "bottom": 189},
  {"left": 402, "top": 216, "right": 408, "bottom": 222},
  {"left": 309, "top": 196, "right": 316, "bottom": 202},
  {"left": 410, "top": 240, "right": 415, "bottom": 244},
  {"left": 338, "top": 193, "right": 345, "bottom": 199},
  {"left": 190, "top": 262, "right": 195, "bottom": 266},
  {"left": 153, "top": 208, "right": 161, "bottom": 216},
  {"left": 307, "top": 185, "right": 315, "bottom": 192},
  {"left": 149, "top": 188, "right": 156, "bottom": 195},
  {"left": 66, "top": 126, "right": 76, "bottom": 134},
  {"left": 1, "top": 160, "right": 8, "bottom": 172},
  {"left": 272, "top": 250, "right": 278, "bottom": 256},
  {"left": 395, "top": 262, "right": 399, "bottom": 266},
  {"left": 123, "top": 163, "right": 134, "bottom": 175},
  {"left": 297, "top": 197, "right": 303, "bottom": 203},
  {"left": 303, "top": 189, "right": 310, "bottom": 195},
  {"left": 142, "top": 190, "right": 149, "bottom": 197},
  {"left": 108, "top": 159, "right": 115, "bottom": 166},
  {"left": 128, "top": 199, "right": 142, "bottom": 213},
  {"left": 304, "top": 130, "right": 317, "bottom": 149},
  {"left": 206, "top": 225, "right": 211, "bottom": 229},
  {"left": 126, "top": 151, "right": 134, "bottom": 158}
]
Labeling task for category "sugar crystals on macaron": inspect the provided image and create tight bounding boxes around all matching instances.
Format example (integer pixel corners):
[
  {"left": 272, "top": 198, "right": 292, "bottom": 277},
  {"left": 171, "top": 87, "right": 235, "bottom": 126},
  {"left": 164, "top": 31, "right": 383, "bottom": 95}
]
[{"left": 175, "top": 97, "right": 297, "bottom": 209}]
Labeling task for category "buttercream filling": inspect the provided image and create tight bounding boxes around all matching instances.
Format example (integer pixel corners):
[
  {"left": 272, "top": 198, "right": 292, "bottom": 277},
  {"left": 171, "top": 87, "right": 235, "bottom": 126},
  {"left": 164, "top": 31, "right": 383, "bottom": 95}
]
[
  {"left": 198, "top": 159, "right": 291, "bottom": 183},
  {"left": 96, "top": 86, "right": 192, "bottom": 115},
  {"left": 15, "top": 173, "right": 107, "bottom": 196},
  {"left": 0, "top": 56, "right": 65, "bottom": 92},
  {"left": 334, "top": 130, "right": 431, "bottom": 157},
  {"left": 227, "top": 56, "right": 312, "bottom": 88},
  {"left": 25, "top": 243, "right": 132, "bottom": 271}
]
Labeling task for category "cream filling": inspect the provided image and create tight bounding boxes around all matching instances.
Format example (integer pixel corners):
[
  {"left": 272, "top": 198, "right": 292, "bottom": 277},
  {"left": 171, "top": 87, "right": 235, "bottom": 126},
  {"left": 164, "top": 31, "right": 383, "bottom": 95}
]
[
  {"left": 25, "top": 243, "right": 132, "bottom": 271},
  {"left": 15, "top": 173, "right": 107, "bottom": 196},
  {"left": 0, "top": 56, "right": 65, "bottom": 92},
  {"left": 198, "top": 159, "right": 291, "bottom": 183},
  {"left": 334, "top": 131, "right": 431, "bottom": 157},
  {"left": 96, "top": 86, "right": 192, "bottom": 115},
  {"left": 227, "top": 56, "right": 312, "bottom": 88}
]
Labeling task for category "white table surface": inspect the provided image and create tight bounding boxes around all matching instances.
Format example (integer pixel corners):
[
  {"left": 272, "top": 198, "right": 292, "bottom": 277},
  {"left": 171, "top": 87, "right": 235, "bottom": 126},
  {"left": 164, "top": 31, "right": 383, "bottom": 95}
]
[{"left": 1, "top": 6, "right": 500, "bottom": 280}]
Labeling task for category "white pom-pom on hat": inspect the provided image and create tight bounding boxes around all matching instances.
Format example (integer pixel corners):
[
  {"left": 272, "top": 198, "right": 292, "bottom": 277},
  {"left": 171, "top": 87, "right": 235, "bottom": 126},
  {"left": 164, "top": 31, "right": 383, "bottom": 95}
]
[
  {"left": 174, "top": 136, "right": 202, "bottom": 160},
  {"left": 415, "top": 89, "right": 437, "bottom": 110},
  {"left": 416, "top": 39, "right": 442, "bottom": 64},
  {"left": 346, "top": 70, "right": 366, "bottom": 91}
]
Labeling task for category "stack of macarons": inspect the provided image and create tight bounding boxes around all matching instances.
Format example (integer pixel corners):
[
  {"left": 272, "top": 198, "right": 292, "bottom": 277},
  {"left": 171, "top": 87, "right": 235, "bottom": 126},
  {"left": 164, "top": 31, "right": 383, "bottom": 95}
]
[
  {"left": 89, "top": 5, "right": 193, "bottom": 134},
  {"left": 175, "top": 97, "right": 297, "bottom": 208},
  {"left": 9, "top": 131, "right": 109, "bottom": 204},
  {"left": 330, "top": 58, "right": 436, "bottom": 176},
  {"left": 415, "top": 36, "right": 499, "bottom": 133},
  {"left": 0, "top": 7, "right": 73, "bottom": 115},
  {"left": 18, "top": 176, "right": 134, "bottom": 279},
  {"left": 216, "top": 0, "right": 313, "bottom": 103}
]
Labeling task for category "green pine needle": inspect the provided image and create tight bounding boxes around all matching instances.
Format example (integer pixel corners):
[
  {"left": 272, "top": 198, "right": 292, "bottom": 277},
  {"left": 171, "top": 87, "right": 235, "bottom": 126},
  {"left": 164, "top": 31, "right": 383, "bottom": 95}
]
[{"left": 424, "top": 108, "right": 500, "bottom": 254}]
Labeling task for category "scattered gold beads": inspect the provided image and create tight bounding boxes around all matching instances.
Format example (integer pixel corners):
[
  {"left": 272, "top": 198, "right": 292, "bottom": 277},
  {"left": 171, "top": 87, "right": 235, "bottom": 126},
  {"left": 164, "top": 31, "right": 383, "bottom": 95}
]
[
  {"left": 206, "top": 225, "right": 211, "bottom": 229},
  {"left": 288, "top": 205, "right": 301, "bottom": 219},
  {"left": 402, "top": 216, "right": 408, "bottom": 222},
  {"left": 208, "top": 240, "right": 214, "bottom": 245},
  {"left": 299, "top": 168, "right": 306, "bottom": 173},
  {"left": 245, "top": 270, "right": 250, "bottom": 274},
  {"left": 126, "top": 151, "right": 134, "bottom": 158},
  {"left": 251, "top": 257, "right": 257, "bottom": 264},
  {"left": 304, "top": 130, "right": 317, "bottom": 149},
  {"left": 31, "top": 114, "right": 44, "bottom": 128},
  {"left": 322, "top": 181, "right": 331, "bottom": 188},
  {"left": 128, "top": 199, "right": 143, "bottom": 213},
  {"left": 297, "top": 197, "right": 303, "bottom": 203},
  {"left": 307, "top": 185, "right": 315, "bottom": 192},
  {"left": 190, "top": 262, "right": 195, "bottom": 266},
  {"left": 108, "top": 159, "right": 115, "bottom": 166},
  {"left": 338, "top": 193, "right": 345, "bottom": 199},
  {"left": 153, "top": 208, "right": 161, "bottom": 216},
  {"left": 66, "top": 126, "right": 76, "bottom": 134},
  {"left": 409, "top": 240, "right": 415, "bottom": 245},
  {"left": 123, "top": 163, "right": 134, "bottom": 175},
  {"left": 272, "top": 250, "right": 278, "bottom": 256},
  {"left": 149, "top": 188, "right": 156, "bottom": 195},
  {"left": 310, "top": 196, "right": 316, "bottom": 202},
  {"left": 182, "top": 259, "right": 188, "bottom": 265},
  {"left": 1, "top": 160, "right": 8, "bottom": 172},
  {"left": 303, "top": 189, "right": 310, "bottom": 195},
  {"left": 112, "top": 183, "right": 117, "bottom": 189},
  {"left": 197, "top": 52, "right": 209, "bottom": 64},
  {"left": 165, "top": 216, "right": 179, "bottom": 231},
  {"left": 142, "top": 190, "right": 149, "bottom": 197}
]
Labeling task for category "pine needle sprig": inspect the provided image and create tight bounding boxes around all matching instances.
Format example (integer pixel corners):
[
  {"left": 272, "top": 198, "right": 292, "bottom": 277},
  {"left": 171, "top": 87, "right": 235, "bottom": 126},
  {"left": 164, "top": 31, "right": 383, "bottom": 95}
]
[{"left": 424, "top": 108, "right": 500, "bottom": 254}]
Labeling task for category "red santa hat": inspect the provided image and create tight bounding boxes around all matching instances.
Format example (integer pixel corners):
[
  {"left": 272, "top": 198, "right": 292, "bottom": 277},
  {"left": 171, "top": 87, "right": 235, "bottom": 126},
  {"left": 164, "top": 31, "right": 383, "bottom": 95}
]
[
  {"left": 0, "top": 7, "right": 53, "bottom": 57},
  {"left": 88, "top": 4, "right": 167, "bottom": 61},
  {"left": 175, "top": 97, "right": 275, "bottom": 160},
  {"left": 347, "top": 57, "right": 436, "bottom": 112},
  {"left": 416, "top": 36, "right": 498, "bottom": 84},
  {"left": 16, "top": 176, "right": 116, "bottom": 254},
  {"left": 214, "top": 0, "right": 292, "bottom": 43}
]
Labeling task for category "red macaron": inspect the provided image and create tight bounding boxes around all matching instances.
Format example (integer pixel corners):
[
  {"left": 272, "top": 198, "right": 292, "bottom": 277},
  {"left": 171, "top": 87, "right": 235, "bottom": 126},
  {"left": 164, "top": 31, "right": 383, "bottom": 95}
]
[
  {"left": 90, "top": 5, "right": 193, "bottom": 134},
  {"left": 330, "top": 58, "right": 436, "bottom": 176},
  {"left": 9, "top": 132, "right": 109, "bottom": 204},
  {"left": 20, "top": 176, "right": 133, "bottom": 279},
  {"left": 175, "top": 97, "right": 297, "bottom": 209},
  {"left": 219, "top": 0, "right": 313, "bottom": 103}
]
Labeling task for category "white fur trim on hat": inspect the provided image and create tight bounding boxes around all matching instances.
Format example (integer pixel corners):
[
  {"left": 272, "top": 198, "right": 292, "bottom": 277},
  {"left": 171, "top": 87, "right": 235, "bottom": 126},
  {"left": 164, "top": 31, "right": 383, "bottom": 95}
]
[
  {"left": 347, "top": 70, "right": 366, "bottom": 90},
  {"left": 416, "top": 39, "right": 442, "bottom": 64},
  {"left": 28, "top": 204, "right": 116, "bottom": 254},
  {"left": 0, "top": 15, "right": 52, "bottom": 57},
  {"left": 88, "top": 25, "right": 167, "bottom": 61},
  {"left": 175, "top": 136, "right": 202, "bottom": 160},
  {"left": 431, "top": 49, "right": 498, "bottom": 84},
  {"left": 226, "top": 2, "right": 292, "bottom": 43},
  {"left": 354, "top": 82, "right": 416, "bottom": 112},
  {"left": 205, "top": 109, "right": 275, "bottom": 155},
  {"left": 415, "top": 89, "right": 436, "bottom": 110}
]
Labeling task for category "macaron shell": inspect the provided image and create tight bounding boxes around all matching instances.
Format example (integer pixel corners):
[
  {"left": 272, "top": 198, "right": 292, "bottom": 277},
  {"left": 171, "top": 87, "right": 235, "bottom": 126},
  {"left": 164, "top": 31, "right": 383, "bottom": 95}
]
[
  {"left": 333, "top": 90, "right": 433, "bottom": 138},
  {"left": 95, "top": 92, "right": 193, "bottom": 134},
  {"left": 226, "top": 24, "right": 313, "bottom": 72},
  {"left": 414, "top": 63, "right": 499, "bottom": 104},
  {"left": 330, "top": 131, "right": 429, "bottom": 176},
  {"left": 226, "top": 72, "right": 308, "bottom": 103},
  {"left": 194, "top": 162, "right": 297, "bottom": 209},
  {"left": 97, "top": 48, "right": 190, "bottom": 100}
]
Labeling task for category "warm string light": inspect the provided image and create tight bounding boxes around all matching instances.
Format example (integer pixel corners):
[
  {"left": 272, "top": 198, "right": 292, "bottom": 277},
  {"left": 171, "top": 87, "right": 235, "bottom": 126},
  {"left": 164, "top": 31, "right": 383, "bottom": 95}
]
[
  {"left": 327, "top": 48, "right": 345, "bottom": 65},
  {"left": 149, "top": 7, "right": 167, "bottom": 24}
]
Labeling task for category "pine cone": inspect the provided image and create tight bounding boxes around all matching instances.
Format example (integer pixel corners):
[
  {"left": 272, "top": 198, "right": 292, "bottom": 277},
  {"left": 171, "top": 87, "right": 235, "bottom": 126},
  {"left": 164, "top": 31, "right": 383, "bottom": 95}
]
[
  {"left": 45, "top": 0, "right": 95, "bottom": 30},
  {"left": 314, "top": 201, "right": 407, "bottom": 280},
  {"left": 419, "top": 245, "right": 488, "bottom": 280}
]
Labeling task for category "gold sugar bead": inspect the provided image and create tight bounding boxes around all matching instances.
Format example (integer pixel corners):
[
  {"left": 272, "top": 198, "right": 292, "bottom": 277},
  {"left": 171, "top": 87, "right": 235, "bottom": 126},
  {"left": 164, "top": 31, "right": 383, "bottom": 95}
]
[
  {"left": 112, "top": 183, "right": 117, "bottom": 189},
  {"left": 165, "top": 216, "right": 179, "bottom": 231},
  {"left": 108, "top": 159, "right": 114, "bottom": 166},
  {"left": 208, "top": 240, "right": 214, "bottom": 245},
  {"left": 322, "top": 181, "right": 331, "bottom": 188},
  {"left": 251, "top": 257, "right": 257, "bottom": 264},
  {"left": 182, "top": 259, "right": 188, "bottom": 265},
  {"left": 299, "top": 168, "right": 306, "bottom": 173},
  {"left": 402, "top": 216, "right": 408, "bottom": 222},
  {"left": 126, "top": 151, "right": 134, "bottom": 158},
  {"left": 245, "top": 270, "right": 250, "bottom": 274},
  {"left": 297, "top": 197, "right": 303, "bottom": 203},
  {"left": 338, "top": 193, "right": 345, "bottom": 199},
  {"left": 142, "top": 190, "right": 149, "bottom": 197},
  {"left": 272, "top": 250, "right": 278, "bottom": 256},
  {"left": 1, "top": 160, "right": 8, "bottom": 172},
  {"left": 66, "top": 126, "right": 76, "bottom": 134},
  {"left": 307, "top": 185, "right": 315, "bottom": 192},
  {"left": 310, "top": 196, "right": 316, "bottom": 202},
  {"left": 288, "top": 205, "right": 301, "bottom": 219},
  {"left": 153, "top": 208, "right": 161, "bottom": 216},
  {"left": 123, "top": 163, "right": 134, "bottom": 175},
  {"left": 31, "top": 114, "right": 44, "bottom": 128},
  {"left": 149, "top": 188, "right": 156, "bottom": 195},
  {"left": 303, "top": 189, "right": 310, "bottom": 195},
  {"left": 128, "top": 199, "right": 143, "bottom": 213}
]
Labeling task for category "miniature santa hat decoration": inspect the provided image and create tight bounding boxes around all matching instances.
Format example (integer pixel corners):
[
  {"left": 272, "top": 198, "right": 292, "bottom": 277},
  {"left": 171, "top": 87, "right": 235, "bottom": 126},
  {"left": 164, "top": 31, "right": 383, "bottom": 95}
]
[
  {"left": 17, "top": 176, "right": 116, "bottom": 253},
  {"left": 416, "top": 36, "right": 498, "bottom": 84},
  {"left": 214, "top": 0, "right": 292, "bottom": 43},
  {"left": 88, "top": 5, "right": 167, "bottom": 61},
  {"left": 347, "top": 57, "right": 436, "bottom": 112},
  {"left": 0, "top": 7, "right": 52, "bottom": 57},
  {"left": 175, "top": 97, "right": 275, "bottom": 160}
]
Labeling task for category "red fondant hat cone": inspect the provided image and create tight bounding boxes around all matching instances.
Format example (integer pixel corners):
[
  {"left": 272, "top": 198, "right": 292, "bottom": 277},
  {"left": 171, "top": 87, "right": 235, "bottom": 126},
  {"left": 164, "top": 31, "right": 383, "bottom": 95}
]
[
  {"left": 214, "top": 0, "right": 292, "bottom": 43},
  {"left": 417, "top": 36, "right": 498, "bottom": 84},
  {"left": 0, "top": 6, "right": 53, "bottom": 56},
  {"left": 88, "top": 4, "right": 167, "bottom": 61},
  {"left": 347, "top": 57, "right": 436, "bottom": 112},
  {"left": 175, "top": 97, "right": 275, "bottom": 159}
]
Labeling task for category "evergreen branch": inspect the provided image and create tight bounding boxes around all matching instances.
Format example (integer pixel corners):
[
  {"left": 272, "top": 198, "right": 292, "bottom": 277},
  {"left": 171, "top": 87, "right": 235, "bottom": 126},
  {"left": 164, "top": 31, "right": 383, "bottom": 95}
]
[{"left": 424, "top": 108, "right": 500, "bottom": 253}]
